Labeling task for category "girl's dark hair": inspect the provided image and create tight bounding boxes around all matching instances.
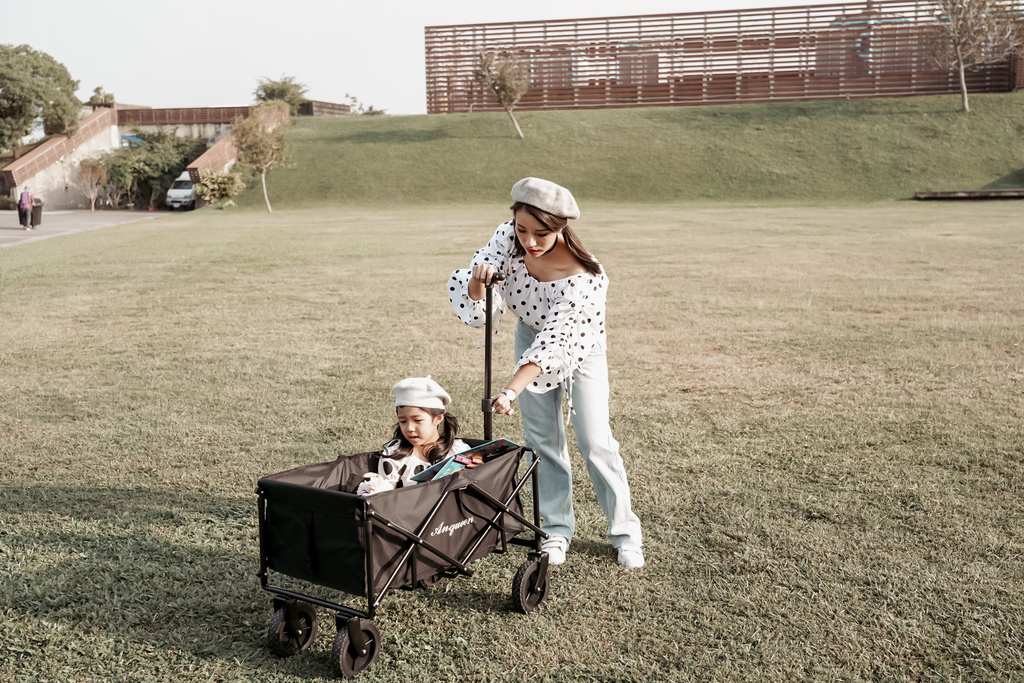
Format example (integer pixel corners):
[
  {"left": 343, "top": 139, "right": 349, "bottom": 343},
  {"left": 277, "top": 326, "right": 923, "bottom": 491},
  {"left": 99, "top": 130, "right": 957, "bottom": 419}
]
[
  {"left": 388, "top": 407, "right": 460, "bottom": 465},
  {"left": 510, "top": 201, "right": 602, "bottom": 276}
]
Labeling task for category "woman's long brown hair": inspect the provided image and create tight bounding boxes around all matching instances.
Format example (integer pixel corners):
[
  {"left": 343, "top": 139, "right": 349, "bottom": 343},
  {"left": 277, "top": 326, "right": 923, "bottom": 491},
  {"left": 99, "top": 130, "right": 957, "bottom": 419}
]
[{"left": 509, "top": 202, "right": 602, "bottom": 276}]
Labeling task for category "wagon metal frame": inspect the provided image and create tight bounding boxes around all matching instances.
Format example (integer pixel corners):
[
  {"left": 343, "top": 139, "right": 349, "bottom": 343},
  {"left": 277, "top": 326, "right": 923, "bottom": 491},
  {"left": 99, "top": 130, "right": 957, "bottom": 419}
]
[{"left": 255, "top": 276, "right": 550, "bottom": 678}]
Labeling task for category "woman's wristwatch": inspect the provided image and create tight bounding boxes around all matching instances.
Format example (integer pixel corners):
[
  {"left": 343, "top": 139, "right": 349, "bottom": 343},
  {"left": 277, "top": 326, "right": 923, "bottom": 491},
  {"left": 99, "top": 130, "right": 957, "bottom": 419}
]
[{"left": 502, "top": 388, "right": 517, "bottom": 402}]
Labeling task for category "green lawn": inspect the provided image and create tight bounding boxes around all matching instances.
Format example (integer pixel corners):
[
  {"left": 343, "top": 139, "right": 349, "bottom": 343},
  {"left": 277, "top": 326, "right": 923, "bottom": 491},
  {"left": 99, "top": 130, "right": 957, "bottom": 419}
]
[
  {"left": 240, "top": 92, "right": 1024, "bottom": 208},
  {"left": 1, "top": 201, "right": 1022, "bottom": 681}
]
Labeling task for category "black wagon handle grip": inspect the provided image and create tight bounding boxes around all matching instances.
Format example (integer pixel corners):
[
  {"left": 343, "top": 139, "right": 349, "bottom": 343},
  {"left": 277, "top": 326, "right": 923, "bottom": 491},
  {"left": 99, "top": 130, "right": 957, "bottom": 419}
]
[{"left": 482, "top": 271, "right": 505, "bottom": 441}]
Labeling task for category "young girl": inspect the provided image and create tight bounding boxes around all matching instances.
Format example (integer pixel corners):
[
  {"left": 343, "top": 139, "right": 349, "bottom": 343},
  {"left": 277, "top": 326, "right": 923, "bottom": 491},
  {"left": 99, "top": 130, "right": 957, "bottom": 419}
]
[
  {"left": 447, "top": 177, "right": 644, "bottom": 569},
  {"left": 358, "top": 376, "right": 471, "bottom": 495}
]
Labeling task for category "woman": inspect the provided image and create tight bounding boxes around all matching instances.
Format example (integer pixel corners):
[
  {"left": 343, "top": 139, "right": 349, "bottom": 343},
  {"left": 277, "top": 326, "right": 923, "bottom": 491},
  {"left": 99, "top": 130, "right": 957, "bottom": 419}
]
[
  {"left": 448, "top": 177, "right": 644, "bottom": 569},
  {"left": 18, "top": 185, "right": 34, "bottom": 230}
]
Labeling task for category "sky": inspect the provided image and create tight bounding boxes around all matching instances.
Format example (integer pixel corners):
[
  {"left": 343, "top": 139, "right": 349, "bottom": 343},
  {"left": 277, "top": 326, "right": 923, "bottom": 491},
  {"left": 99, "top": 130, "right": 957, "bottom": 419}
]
[{"left": 2, "top": 0, "right": 817, "bottom": 117}]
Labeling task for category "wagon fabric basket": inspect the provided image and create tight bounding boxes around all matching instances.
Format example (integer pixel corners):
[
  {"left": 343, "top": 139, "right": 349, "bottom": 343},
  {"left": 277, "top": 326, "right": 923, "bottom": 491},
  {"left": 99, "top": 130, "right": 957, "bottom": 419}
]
[{"left": 257, "top": 442, "right": 528, "bottom": 598}]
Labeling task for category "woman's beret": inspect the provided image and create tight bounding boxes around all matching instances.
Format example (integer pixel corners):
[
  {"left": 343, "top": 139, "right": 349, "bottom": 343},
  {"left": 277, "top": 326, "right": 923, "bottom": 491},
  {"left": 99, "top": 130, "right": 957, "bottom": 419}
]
[{"left": 511, "top": 177, "right": 580, "bottom": 220}]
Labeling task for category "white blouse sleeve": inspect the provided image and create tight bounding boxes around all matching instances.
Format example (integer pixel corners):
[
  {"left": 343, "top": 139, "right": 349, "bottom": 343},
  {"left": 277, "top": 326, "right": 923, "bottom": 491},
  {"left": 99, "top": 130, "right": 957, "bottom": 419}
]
[
  {"left": 515, "top": 277, "right": 601, "bottom": 395},
  {"left": 448, "top": 222, "right": 513, "bottom": 329}
]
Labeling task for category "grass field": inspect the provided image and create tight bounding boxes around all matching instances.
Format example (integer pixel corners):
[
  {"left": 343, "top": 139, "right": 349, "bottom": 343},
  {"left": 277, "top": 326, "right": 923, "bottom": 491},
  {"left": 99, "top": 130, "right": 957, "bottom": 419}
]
[
  {"left": 235, "top": 93, "right": 1024, "bottom": 208},
  {"left": 1, "top": 201, "right": 1022, "bottom": 681}
]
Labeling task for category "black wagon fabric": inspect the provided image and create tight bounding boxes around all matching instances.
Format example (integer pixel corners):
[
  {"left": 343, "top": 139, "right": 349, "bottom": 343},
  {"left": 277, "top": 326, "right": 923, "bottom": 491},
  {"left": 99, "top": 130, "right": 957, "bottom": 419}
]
[{"left": 257, "top": 443, "right": 527, "bottom": 596}]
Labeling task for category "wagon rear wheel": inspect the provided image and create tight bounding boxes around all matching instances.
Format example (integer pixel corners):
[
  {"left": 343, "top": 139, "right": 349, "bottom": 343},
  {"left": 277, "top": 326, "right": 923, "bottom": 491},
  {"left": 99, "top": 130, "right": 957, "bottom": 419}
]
[
  {"left": 511, "top": 559, "right": 550, "bottom": 613},
  {"left": 267, "top": 601, "right": 318, "bottom": 657},
  {"left": 332, "top": 619, "right": 381, "bottom": 679}
]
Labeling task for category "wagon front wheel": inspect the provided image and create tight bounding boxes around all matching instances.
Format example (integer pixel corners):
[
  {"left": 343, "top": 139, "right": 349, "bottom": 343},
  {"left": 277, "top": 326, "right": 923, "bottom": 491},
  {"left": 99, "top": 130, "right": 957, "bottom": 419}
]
[
  {"left": 332, "top": 618, "right": 381, "bottom": 679},
  {"left": 267, "top": 601, "right": 318, "bottom": 657},
  {"left": 511, "top": 559, "right": 550, "bottom": 613}
]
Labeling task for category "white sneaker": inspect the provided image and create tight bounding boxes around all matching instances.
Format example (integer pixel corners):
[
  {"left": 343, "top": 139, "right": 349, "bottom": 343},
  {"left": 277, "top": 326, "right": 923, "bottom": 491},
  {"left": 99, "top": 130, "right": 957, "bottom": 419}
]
[
  {"left": 618, "top": 547, "right": 645, "bottom": 569},
  {"left": 541, "top": 535, "right": 570, "bottom": 565}
]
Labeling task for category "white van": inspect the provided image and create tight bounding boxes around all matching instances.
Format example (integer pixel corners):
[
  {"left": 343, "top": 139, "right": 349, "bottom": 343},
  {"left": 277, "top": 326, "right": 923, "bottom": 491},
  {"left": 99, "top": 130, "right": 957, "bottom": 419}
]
[{"left": 165, "top": 171, "right": 197, "bottom": 210}]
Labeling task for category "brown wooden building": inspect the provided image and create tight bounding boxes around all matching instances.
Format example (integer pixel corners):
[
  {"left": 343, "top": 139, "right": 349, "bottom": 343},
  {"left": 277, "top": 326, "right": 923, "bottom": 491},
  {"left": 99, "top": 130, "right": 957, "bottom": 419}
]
[{"left": 425, "top": 0, "right": 1023, "bottom": 114}]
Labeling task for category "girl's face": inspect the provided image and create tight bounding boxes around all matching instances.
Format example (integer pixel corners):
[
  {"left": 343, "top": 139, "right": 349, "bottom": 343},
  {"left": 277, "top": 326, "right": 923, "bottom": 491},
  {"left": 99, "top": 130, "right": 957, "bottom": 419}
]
[
  {"left": 514, "top": 208, "right": 559, "bottom": 257},
  {"left": 396, "top": 406, "right": 443, "bottom": 449}
]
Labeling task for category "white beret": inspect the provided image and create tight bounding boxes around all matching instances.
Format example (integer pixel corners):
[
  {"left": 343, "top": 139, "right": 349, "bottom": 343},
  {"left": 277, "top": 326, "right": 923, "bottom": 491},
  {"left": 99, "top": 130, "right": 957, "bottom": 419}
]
[
  {"left": 511, "top": 177, "right": 580, "bottom": 220},
  {"left": 391, "top": 376, "right": 451, "bottom": 411}
]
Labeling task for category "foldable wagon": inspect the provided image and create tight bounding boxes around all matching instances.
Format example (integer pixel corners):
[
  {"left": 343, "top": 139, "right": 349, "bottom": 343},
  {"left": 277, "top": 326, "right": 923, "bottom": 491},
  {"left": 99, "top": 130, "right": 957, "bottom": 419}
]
[{"left": 255, "top": 275, "right": 550, "bottom": 678}]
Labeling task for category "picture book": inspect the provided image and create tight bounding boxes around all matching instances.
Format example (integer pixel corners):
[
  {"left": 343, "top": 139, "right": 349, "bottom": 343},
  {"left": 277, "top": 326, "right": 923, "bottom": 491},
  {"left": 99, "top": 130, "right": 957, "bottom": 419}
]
[
  {"left": 458, "top": 438, "right": 521, "bottom": 461},
  {"left": 410, "top": 453, "right": 475, "bottom": 482},
  {"left": 410, "top": 439, "right": 521, "bottom": 482}
]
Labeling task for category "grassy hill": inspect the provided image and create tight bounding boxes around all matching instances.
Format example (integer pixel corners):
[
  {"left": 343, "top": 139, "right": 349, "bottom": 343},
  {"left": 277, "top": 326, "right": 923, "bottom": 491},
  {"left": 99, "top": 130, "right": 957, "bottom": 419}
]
[{"left": 245, "top": 92, "right": 1024, "bottom": 208}]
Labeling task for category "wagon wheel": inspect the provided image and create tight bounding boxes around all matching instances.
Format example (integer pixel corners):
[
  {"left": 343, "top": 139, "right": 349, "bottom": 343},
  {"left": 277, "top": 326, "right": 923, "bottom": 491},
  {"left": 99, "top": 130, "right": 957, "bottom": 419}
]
[
  {"left": 511, "top": 559, "right": 550, "bottom": 613},
  {"left": 267, "top": 601, "right": 318, "bottom": 657},
  {"left": 332, "top": 619, "right": 381, "bottom": 679}
]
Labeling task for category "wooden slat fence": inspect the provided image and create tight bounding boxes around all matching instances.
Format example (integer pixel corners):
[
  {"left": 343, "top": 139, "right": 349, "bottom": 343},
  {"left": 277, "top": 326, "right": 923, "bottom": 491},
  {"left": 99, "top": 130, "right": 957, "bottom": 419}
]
[
  {"left": 117, "top": 107, "right": 252, "bottom": 126},
  {"left": 425, "top": 0, "right": 1021, "bottom": 113}
]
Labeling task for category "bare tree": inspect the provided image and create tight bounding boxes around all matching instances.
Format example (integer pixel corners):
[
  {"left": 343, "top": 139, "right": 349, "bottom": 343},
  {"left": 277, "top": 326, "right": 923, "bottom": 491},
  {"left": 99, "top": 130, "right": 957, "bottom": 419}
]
[
  {"left": 76, "top": 157, "right": 106, "bottom": 211},
  {"left": 473, "top": 52, "right": 530, "bottom": 138},
  {"left": 928, "top": 0, "right": 1023, "bottom": 112},
  {"left": 231, "top": 102, "right": 292, "bottom": 213}
]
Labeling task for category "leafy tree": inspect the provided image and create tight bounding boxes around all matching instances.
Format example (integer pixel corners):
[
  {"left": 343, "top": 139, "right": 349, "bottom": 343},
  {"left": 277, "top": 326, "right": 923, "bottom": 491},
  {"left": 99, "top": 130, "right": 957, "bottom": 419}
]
[
  {"left": 254, "top": 75, "right": 308, "bottom": 116},
  {"left": 231, "top": 102, "right": 292, "bottom": 213},
  {"left": 928, "top": 0, "right": 1023, "bottom": 112},
  {"left": 344, "top": 93, "right": 388, "bottom": 116},
  {"left": 0, "top": 44, "right": 81, "bottom": 152},
  {"left": 86, "top": 86, "right": 115, "bottom": 106},
  {"left": 100, "top": 127, "right": 206, "bottom": 208},
  {"left": 102, "top": 153, "right": 133, "bottom": 208},
  {"left": 473, "top": 52, "right": 530, "bottom": 139},
  {"left": 76, "top": 157, "right": 107, "bottom": 211},
  {"left": 195, "top": 170, "right": 246, "bottom": 205}
]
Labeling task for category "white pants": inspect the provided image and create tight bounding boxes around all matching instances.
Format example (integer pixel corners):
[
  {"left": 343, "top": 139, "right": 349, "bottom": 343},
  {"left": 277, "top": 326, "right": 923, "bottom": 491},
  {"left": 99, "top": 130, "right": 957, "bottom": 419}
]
[{"left": 515, "top": 322, "right": 642, "bottom": 550}]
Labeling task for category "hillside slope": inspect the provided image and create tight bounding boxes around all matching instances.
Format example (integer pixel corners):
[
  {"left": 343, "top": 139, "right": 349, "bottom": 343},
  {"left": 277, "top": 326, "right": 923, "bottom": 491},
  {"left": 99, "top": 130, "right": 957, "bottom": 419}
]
[{"left": 248, "top": 93, "right": 1024, "bottom": 207}]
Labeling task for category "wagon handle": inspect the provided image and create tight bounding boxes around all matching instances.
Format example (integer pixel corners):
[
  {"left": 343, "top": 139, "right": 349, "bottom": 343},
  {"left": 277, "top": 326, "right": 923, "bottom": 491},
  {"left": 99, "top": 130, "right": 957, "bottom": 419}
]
[{"left": 482, "top": 271, "right": 505, "bottom": 441}]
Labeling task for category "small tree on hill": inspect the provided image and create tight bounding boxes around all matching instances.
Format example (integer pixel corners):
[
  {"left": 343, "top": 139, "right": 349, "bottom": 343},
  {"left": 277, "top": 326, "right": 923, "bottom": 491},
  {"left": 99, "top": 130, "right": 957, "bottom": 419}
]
[
  {"left": 254, "top": 75, "right": 308, "bottom": 116},
  {"left": 195, "top": 170, "right": 246, "bottom": 206},
  {"left": 927, "top": 0, "right": 1023, "bottom": 112},
  {"left": 231, "top": 102, "right": 292, "bottom": 213},
  {"left": 473, "top": 52, "right": 530, "bottom": 139},
  {"left": 86, "top": 86, "right": 115, "bottom": 106},
  {"left": 76, "top": 157, "right": 107, "bottom": 211},
  {"left": 344, "top": 93, "right": 388, "bottom": 116}
]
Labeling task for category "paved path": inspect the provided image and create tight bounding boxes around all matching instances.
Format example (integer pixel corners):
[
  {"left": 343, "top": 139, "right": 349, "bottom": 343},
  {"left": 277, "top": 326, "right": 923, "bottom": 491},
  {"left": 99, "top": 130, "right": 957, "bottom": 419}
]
[{"left": 0, "top": 209, "right": 170, "bottom": 249}]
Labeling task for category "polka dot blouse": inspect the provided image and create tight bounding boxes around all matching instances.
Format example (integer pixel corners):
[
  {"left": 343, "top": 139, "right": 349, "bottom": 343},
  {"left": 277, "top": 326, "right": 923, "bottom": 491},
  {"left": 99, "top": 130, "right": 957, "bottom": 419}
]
[{"left": 449, "top": 221, "right": 608, "bottom": 395}]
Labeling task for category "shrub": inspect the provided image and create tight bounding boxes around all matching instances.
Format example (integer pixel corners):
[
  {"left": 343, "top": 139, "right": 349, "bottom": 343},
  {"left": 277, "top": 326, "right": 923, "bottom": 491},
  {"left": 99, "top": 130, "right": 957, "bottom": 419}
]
[{"left": 195, "top": 170, "right": 246, "bottom": 205}]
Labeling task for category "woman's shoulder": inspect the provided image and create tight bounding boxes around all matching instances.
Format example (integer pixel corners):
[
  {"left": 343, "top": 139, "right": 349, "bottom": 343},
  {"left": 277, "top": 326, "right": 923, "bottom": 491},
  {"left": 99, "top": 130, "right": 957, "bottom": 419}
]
[
  {"left": 541, "top": 267, "right": 608, "bottom": 292},
  {"left": 474, "top": 221, "right": 516, "bottom": 264},
  {"left": 489, "top": 220, "right": 515, "bottom": 243}
]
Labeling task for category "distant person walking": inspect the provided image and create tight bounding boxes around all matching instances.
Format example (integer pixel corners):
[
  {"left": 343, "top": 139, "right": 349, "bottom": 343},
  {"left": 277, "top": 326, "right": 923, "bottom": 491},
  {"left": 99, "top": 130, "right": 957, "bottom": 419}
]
[{"left": 18, "top": 186, "right": 34, "bottom": 230}]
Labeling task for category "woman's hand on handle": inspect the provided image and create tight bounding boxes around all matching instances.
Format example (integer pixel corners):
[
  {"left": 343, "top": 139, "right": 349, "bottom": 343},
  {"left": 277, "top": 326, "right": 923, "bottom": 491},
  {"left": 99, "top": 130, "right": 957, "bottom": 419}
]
[
  {"left": 468, "top": 264, "right": 497, "bottom": 302},
  {"left": 490, "top": 391, "right": 515, "bottom": 416},
  {"left": 490, "top": 363, "right": 543, "bottom": 417}
]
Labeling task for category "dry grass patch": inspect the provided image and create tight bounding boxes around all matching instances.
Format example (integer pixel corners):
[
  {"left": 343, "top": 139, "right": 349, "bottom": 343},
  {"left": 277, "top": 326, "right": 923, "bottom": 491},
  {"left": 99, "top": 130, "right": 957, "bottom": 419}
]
[{"left": 0, "top": 201, "right": 1021, "bottom": 681}]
